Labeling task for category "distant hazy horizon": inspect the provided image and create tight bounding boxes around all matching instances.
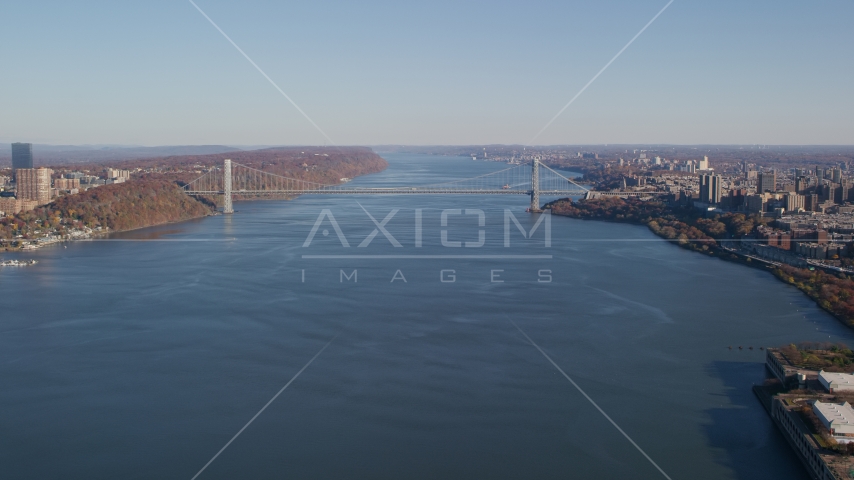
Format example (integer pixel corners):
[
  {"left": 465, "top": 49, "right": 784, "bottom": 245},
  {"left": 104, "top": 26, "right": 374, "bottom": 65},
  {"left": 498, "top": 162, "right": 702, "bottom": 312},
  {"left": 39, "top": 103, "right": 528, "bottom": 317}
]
[
  {"left": 3, "top": 143, "right": 854, "bottom": 169},
  {"left": 4, "top": 143, "right": 854, "bottom": 150},
  {"left": 3, "top": 0, "right": 852, "bottom": 146}
]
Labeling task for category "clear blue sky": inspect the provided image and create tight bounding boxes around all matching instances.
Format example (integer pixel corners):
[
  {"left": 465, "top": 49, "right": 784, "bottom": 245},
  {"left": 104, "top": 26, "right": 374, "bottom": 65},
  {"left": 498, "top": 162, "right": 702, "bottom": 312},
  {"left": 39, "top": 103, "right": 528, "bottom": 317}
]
[{"left": 1, "top": 0, "right": 852, "bottom": 146}]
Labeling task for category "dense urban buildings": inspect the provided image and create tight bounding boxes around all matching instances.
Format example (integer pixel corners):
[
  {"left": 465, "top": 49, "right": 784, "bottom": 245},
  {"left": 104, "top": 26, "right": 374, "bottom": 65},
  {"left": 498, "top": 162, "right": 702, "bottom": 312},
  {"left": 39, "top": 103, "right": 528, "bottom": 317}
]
[
  {"left": 0, "top": 143, "right": 142, "bottom": 216},
  {"left": 2, "top": 144, "right": 52, "bottom": 214}
]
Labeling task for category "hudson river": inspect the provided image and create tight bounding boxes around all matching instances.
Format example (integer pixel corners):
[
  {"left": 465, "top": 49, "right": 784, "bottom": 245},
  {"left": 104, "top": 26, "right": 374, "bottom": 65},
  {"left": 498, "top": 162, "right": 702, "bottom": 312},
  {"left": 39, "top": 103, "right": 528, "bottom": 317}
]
[{"left": 1, "top": 153, "right": 846, "bottom": 479}]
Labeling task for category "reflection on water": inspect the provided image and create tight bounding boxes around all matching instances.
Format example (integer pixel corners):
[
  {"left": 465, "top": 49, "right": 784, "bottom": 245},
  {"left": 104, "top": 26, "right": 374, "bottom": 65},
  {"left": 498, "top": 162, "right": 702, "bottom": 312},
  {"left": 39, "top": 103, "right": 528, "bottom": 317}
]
[
  {"left": 223, "top": 212, "right": 234, "bottom": 238},
  {"left": 703, "top": 361, "right": 808, "bottom": 480},
  {"left": 110, "top": 227, "right": 189, "bottom": 240}
]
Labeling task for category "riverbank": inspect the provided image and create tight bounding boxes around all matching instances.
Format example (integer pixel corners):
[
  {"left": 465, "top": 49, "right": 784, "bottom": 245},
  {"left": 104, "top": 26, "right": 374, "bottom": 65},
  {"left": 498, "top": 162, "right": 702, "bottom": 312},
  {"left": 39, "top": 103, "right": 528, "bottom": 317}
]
[
  {"left": 0, "top": 178, "right": 215, "bottom": 252},
  {"left": 546, "top": 197, "right": 854, "bottom": 329},
  {"left": 1, "top": 148, "right": 389, "bottom": 252}
]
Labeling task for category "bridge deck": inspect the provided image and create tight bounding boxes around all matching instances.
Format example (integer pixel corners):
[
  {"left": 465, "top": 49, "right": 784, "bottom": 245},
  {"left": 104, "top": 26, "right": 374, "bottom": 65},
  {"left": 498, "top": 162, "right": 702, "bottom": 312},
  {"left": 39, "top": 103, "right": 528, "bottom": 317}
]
[
  {"left": 183, "top": 160, "right": 664, "bottom": 202},
  {"left": 187, "top": 189, "right": 588, "bottom": 196}
]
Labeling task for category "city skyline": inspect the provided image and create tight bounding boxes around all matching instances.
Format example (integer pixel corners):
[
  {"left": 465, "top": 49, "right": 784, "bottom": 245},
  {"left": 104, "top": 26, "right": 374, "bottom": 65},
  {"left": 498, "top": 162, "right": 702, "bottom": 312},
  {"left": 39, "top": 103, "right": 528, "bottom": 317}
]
[{"left": 2, "top": 0, "right": 853, "bottom": 146}]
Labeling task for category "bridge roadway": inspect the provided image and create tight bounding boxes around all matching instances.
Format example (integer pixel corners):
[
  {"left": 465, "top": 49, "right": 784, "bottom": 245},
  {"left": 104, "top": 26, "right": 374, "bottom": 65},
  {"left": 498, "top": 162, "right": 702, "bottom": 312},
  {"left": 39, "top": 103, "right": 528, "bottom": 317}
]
[
  {"left": 188, "top": 189, "right": 660, "bottom": 197},
  {"left": 188, "top": 189, "right": 586, "bottom": 196}
]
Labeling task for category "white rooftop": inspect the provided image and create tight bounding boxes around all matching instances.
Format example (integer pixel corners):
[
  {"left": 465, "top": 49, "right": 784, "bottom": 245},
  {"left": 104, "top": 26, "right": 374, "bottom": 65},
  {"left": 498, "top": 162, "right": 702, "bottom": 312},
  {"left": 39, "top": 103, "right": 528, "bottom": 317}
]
[
  {"left": 820, "top": 371, "right": 854, "bottom": 388},
  {"left": 814, "top": 401, "right": 854, "bottom": 429}
]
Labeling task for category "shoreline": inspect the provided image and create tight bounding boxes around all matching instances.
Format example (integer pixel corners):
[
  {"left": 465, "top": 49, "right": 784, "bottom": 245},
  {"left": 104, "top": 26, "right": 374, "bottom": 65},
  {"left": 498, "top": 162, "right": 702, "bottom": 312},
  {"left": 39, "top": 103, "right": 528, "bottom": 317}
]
[
  {"left": 1, "top": 155, "right": 389, "bottom": 253},
  {"left": 0, "top": 195, "right": 308, "bottom": 252},
  {"left": 0, "top": 210, "right": 218, "bottom": 253},
  {"left": 547, "top": 199, "right": 854, "bottom": 330}
]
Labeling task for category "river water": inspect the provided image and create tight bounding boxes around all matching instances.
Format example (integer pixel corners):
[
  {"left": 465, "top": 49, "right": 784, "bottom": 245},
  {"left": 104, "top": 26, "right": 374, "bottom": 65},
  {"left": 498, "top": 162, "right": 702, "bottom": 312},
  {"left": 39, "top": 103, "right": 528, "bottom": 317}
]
[{"left": 0, "top": 153, "right": 847, "bottom": 479}]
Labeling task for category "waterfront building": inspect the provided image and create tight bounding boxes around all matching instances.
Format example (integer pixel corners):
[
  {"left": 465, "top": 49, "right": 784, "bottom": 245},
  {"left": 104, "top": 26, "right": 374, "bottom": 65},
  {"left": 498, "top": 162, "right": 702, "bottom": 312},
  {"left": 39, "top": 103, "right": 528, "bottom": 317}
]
[
  {"left": 771, "top": 397, "right": 845, "bottom": 476},
  {"left": 819, "top": 371, "right": 854, "bottom": 393},
  {"left": 762, "top": 349, "right": 854, "bottom": 476},
  {"left": 16, "top": 168, "right": 53, "bottom": 206},
  {"left": 11, "top": 143, "right": 34, "bottom": 170},
  {"left": 813, "top": 401, "right": 854, "bottom": 442}
]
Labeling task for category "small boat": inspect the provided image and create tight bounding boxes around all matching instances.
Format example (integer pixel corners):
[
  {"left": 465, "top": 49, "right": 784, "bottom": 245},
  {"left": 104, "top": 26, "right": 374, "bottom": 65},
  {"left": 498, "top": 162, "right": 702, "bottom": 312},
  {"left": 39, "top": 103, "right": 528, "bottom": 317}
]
[{"left": 0, "top": 259, "right": 38, "bottom": 267}]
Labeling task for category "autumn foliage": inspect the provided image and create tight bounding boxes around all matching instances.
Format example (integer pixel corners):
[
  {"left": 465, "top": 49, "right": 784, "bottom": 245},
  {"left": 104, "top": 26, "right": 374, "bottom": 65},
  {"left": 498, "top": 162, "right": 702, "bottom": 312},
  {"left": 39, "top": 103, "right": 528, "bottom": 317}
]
[
  {"left": 774, "top": 266, "right": 854, "bottom": 327},
  {"left": 547, "top": 197, "right": 763, "bottom": 253},
  {"left": 0, "top": 178, "right": 214, "bottom": 240},
  {"left": 1, "top": 147, "right": 389, "bottom": 243}
]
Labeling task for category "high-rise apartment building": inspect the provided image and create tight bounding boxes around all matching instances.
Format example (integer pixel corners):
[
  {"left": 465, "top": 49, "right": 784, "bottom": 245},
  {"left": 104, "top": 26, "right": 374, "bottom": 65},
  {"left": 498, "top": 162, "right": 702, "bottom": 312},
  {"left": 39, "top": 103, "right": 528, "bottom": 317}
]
[
  {"left": 682, "top": 160, "right": 696, "bottom": 173},
  {"left": 806, "top": 194, "right": 820, "bottom": 212},
  {"left": 786, "top": 193, "right": 805, "bottom": 212},
  {"left": 106, "top": 168, "right": 130, "bottom": 184},
  {"left": 0, "top": 197, "right": 38, "bottom": 215},
  {"left": 699, "top": 174, "right": 722, "bottom": 204},
  {"left": 54, "top": 178, "right": 81, "bottom": 191},
  {"left": 16, "top": 168, "right": 53, "bottom": 205},
  {"left": 837, "top": 185, "right": 849, "bottom": 204},
  {"left": 746, "top": 194, "right": 766, "bottom": 213},
  {"left": 757, "top": 171, "right": 776, "bottom": 193},
  {"left": 822, "top": 184, "right": 836, "bottom": 203},
  {"left": 11, "top": 143, "right": 34, "bottom": 170}
]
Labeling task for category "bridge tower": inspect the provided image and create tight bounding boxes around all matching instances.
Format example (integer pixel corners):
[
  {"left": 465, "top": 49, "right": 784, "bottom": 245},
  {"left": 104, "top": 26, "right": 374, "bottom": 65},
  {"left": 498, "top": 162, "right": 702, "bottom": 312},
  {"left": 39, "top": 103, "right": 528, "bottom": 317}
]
[
  {"left": 530, "top": 157, "right": 541, "bottom": 212},
  {"left": 223, "top": 159, "right": 234, "bottom": 214}
]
